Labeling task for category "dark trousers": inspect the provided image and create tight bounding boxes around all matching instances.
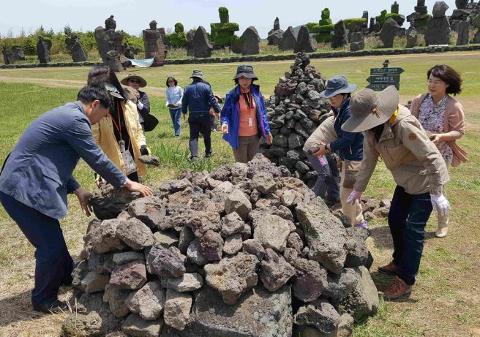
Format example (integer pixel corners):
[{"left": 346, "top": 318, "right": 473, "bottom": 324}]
[
  {"left": 0, "top": 191, "right": 73, "bottom": 306},
  {"left": 189, "top": 116, "right": 212, "bottom": 156},
  {"left": 388, "top": 186, "right": 433, "bottom": 285}
]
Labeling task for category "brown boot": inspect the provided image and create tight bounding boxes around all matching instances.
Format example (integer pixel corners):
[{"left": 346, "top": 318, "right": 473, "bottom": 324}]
[
  {"left": 384, "top": 276, "right": 412, "bottom": 300},
  {"left": 378, "top": 261, "right": 398, "bottom": 275}
]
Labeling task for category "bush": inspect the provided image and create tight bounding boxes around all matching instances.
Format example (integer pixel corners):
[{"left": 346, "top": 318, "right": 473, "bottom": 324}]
[
  {"left": 305, "top": 23, "right": 320, "bottom": 34},
  {"left": 320, "top": 8, "right": 332, "bottom": 25},
  {"left": 122, "top": 32, "right": 144, "bottom": 53},
  {"left": 175, "top": 23, "right": 184, "bottom": 34},
  {"left": 377, "top": 13, "right": 404, "bottom": 26},
  {"left": 210, "top": 23, "right": 239, "bottom": 48},
  {"left": 315, "top": 32, "right": 332, "bottom": 43},
  {"left": 343, "top": 18, "right": 367, "bottom": 31},
  {"left": 166, "top": 32, "right": 187, "bottom": 48},
  {"left": 308, "top": 21, "right": 333, "bottom": 43},
  {"left": 219, "top": 7, "right": 229, "bottom": 23}
]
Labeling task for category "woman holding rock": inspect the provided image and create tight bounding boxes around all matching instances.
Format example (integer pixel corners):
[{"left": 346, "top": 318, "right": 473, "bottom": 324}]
[
  {"left": 313, "top": 75, "right": 367, "bottom": 228},
  {"left": 410, "top": 64, "right": 467, "bottom": 238},
  {"left": 221, "top": 65, "right": 273, "bottom": 163},
  {"left": 343, "top": 86, "right": 449, "bottom": 300}
]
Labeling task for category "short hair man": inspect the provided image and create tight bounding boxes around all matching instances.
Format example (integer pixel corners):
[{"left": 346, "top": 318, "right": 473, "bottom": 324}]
[
  {"left": 0, "top": 85, "right": 152, "bottom": 313},
  {"left": 182, "top": 70, "right": 221, "bottom": 160}
]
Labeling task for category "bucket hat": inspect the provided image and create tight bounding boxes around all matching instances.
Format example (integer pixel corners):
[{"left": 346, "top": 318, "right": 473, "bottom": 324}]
[
  {"left": 320, "top": 75, "right": 357, "bottom": 98},
  {"left": 342, "top": 85, "right": 399, "bottom": 133},
  {"left": 121, "top": 74, "right": 147, "bottom": 87},
  {"left": 190, "top": 69, "right": 204, "bottom": 79},
  {"left": 234, "top": 65, "right": 258, "bottom": 80}
]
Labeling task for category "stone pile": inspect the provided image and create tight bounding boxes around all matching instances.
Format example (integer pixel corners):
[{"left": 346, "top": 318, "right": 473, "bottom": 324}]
[
  {"left": 260, "top": 52, "right": 331, "bottom": 188},
  {"left": 65, "top": 154, "right": 379, "bottom": 337}
]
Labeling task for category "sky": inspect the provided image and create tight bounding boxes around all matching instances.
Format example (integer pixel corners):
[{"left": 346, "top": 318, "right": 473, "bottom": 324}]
[{"left": 0, "top": 0, "right": 461, "bottom": 38}]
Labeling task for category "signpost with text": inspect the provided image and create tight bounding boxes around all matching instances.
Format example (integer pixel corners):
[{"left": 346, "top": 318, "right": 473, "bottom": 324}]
[{"left": 367, "top": 60, "right": 404, "bottom": 91}]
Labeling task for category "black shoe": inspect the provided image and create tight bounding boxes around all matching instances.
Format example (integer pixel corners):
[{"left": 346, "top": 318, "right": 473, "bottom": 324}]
[
  {"left": 33, "top": 300, "right": 70, "bottom": 314},
  {"left": 189, "top": 156, "right": 198, "bottom": 161},
  {"left": 205, "top": 152, "right": 212, "bottom": 158}
]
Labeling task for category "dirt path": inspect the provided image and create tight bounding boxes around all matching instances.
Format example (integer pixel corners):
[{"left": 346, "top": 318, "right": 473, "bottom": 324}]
[{"left": 0, "top": 76, "right": 167, "bottom": 97}]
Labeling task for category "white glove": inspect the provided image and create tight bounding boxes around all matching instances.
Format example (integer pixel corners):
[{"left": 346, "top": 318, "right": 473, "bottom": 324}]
[
  {"left": 137, "top": 101, "right": 144, "bottom": 110},
  {"left": 430, "top": 193, "right": 450, "bottom": 217},
  {"left": 346, "top": 190, "right": 362, "bottom": 205}
]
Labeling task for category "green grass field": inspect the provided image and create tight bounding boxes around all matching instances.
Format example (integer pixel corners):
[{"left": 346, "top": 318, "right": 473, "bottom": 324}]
[{"left": 0, "top": 51, "right": 479, "bottom": 337}]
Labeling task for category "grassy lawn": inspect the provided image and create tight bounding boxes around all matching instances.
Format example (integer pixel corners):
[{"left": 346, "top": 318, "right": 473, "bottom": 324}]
[{"left": 0, "top": 51, "right": 479, "bottom": 337}]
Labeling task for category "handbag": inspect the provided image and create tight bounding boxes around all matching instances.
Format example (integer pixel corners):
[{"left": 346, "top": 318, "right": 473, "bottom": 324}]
[{"left": 142, "top": 113, "right": 159, "bottom": 132}]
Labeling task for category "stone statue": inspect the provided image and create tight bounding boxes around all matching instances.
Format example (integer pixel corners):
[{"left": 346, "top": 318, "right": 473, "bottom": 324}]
[
  {"left": 65, "top": 30, "right": 87, "bottom": 62},
  {"left": 274, "top": 17, "right": 280, "bottom": 31},
  {"left": 143, "top": 20, "right": 167, "bottom": 66},
  {"left": 105, "top": 15, "right": 116, "bottom": 30},
  {"left": 36, "top": 36, "right": 51, "bottom": 64}
]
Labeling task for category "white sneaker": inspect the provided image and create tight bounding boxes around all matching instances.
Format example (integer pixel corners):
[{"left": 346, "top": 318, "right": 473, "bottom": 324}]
[{"left": 435, "top": 226, "right": 448, "bottom": 238}]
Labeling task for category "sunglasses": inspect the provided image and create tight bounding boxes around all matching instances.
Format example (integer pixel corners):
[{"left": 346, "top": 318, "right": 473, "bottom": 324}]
[{"left": 129, "top": 79, "right": 140, "bottom": 84}]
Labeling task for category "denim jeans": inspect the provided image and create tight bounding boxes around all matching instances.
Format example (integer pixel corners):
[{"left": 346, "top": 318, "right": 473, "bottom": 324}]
[
  {"left": 307, "top": 154, "right": 340, "bottom": 204},
  {"left": 0, "top": 191, "right": 74, "bottom": 306},
  {"left": 388, "top": 185, "right": 433, "bottom": 285},
  {"left": 169, "top": 108, "right": 182, "bottom": 136}
]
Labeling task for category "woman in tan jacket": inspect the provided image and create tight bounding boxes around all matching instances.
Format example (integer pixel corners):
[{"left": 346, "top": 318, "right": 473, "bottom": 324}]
[
  {"left": 410, "top": 64, "right": 467, "bottom": 238},
  {"left": 343, "top": 86, "right": 449, "bottom": 300},
  {"left": 87, "top": 66, "right": 149, "bottom": 182}
]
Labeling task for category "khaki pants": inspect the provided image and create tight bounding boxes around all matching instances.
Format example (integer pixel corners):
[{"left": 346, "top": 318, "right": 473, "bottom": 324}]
[
  {"left": 340, "top": 160, "right": 364, "bottom": 226},
  {"left": 233, "top": 136, "right": 260, "bottom": 163}
]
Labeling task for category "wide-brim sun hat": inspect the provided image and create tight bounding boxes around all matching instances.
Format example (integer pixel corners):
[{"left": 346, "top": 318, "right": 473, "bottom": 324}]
[
  {"left": 319, "top": 75, "right": 357, "bottom": 98},
  {"left": 190, "top": 69, "right": 204, "bottom": 79},
  {"left": 234, "top": 65, "right": 258, "bottom": 80},
  {"left": 342, "top": 85, "right": 400, "bottom": 133},
  {"left": 121, "top": 74, "right": 147, "bottom": 87}
]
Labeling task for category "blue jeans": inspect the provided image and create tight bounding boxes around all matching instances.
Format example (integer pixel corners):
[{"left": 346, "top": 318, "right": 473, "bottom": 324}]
[
  {"left": 307, "top": 154, "right": 340, "bottom": 204},
  {"left": 388, "top": 186, "right": 433, "bottom": 285},
  {"left": 169, "top": 108, "right": 182, "bottom": 136},
  {"left": 0, "top": 191, "right": 74, "bottom": 306}
]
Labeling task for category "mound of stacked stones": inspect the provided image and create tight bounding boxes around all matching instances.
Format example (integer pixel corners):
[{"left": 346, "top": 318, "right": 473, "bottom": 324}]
[
  {"left": 260, "top": 52, "right": 330, "bottom": 188},
  {"left": 65, "top": 154, "right": 379, "bottom": 337}
]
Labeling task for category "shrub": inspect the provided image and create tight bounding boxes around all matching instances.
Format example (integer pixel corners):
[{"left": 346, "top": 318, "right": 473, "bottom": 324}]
[
  {"left": 305, "top": 23, "right": 320, "bottom": 34},
  {"left": 219, "top": 7, "right": 229, "bottom": 23},
  {"left": 320, "top": 8, "right": 332, "bottom": 25},
  {"left": 343, "top": 18, "right": 367, "bottom": 31},
  {"left": 166, "top": 32, "right": 187, "bottom": 48},
  {"left": 174, "top": 23, "right": 184, "bottom": 34},
  {"left": 210, "top": 22, "right": 239, "bottom": 48}
]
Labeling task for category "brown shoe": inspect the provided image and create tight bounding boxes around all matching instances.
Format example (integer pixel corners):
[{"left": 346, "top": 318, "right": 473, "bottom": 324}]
[
  {"left": 384, "top": 276, "right": 412, "bottom": 301},
  {"left": 378, "top": 261, "right": 398, "bottom": 275}
]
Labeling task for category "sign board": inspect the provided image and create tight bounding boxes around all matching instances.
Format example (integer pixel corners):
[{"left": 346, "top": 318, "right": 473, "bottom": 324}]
[{"left": 367, "top": 62, "right": 404, "bottom": 91}]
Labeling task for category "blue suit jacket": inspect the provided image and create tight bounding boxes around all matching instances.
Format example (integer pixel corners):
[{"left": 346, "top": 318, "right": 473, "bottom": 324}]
[{"left": 0, "top": 101, "right": 127, "bottom": 219}]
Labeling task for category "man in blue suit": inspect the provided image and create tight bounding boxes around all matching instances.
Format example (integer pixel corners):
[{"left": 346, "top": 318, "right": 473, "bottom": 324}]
[{"left": 0, "top": 85, "right": 153, "bottom": 313}]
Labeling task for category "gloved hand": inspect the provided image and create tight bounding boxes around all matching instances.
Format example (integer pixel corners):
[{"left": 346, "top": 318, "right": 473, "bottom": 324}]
[
  {"left": 137, "top": 101, "right": 144, "bottom": 110},
  {"left": 346, "top": 190, "right": 362, "bottom": 205},
  {"left": 140, "top": 145, "right": 149, "bottom": 156},
  {"left": 139, "top": 155, "right": 160, "bottom": 166},
  {"left": 430, "top": 193, "right": 450, "bottom": 217}
]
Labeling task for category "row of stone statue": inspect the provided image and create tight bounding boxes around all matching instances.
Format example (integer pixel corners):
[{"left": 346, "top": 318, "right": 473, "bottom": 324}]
[{"left": 3, "top": 0, "right": 480, "bottom": 66}]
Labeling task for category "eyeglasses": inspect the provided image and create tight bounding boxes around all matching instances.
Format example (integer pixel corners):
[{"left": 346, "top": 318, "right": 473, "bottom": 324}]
[{"left": 129, "top": 79, "right": 140, "bottom": 84}]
